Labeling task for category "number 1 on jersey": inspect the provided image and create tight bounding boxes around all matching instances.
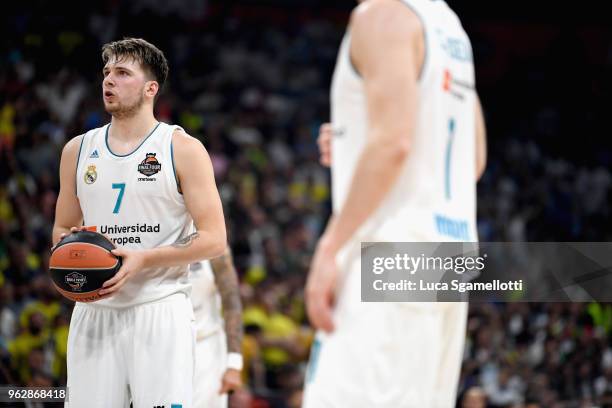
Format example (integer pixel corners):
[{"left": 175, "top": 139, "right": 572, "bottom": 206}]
[{"left": 112, "top": 183, "right": 126, "bottom": 214}]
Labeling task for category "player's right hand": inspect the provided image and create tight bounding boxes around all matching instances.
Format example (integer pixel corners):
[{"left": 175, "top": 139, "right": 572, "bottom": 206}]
[
  {"left": 317, "top": 123, "right": 332, "bottom": 167},
  {"left": 306, "top": 237, "right": 338, "bottom": 333},
  {"left": 52, "top": 226, "right": 88, "bottom": 252},
  {"left": 59, "top": 226, "right": 87, "bottom": 240}
]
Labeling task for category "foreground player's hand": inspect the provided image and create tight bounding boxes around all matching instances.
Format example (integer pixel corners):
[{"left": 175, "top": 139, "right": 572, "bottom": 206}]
[
  {"left": 317, "top": 123, "right": 332, "bottom": 167},
  {"left": 306, "top": 237, "right": 338, "bottom": 333},
  {"left": 99, "top": 247, "right": 146, "bottom": 296},
  {"left": 219, "top": 368, "right": 241, "bottom": 395}
]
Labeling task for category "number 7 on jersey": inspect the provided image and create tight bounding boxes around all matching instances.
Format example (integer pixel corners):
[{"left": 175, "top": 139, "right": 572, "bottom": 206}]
[{"left": 112, "top": 183, "right": 126, "bottom": 214}]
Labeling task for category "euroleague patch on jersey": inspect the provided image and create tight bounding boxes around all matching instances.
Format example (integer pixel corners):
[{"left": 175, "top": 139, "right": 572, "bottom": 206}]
[{"left": 138, "top": 153, "right": 161, "bottom": 177}]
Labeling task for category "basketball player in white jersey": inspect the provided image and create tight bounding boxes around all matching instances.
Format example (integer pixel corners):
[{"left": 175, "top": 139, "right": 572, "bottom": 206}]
[
  {"left": 191, "top": 248, "right": 243, "bottom": 407},
  {"left": 303, "top": 0, "right": 487, "bottom": 407},
  {"left": 52, "top": 38, "right": 227, "bottom": 407}
]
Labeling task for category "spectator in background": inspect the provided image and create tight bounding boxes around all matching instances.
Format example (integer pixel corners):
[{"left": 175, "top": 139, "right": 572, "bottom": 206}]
[{"left": 462, "top": 387, "right": 487, "bottom": 408}]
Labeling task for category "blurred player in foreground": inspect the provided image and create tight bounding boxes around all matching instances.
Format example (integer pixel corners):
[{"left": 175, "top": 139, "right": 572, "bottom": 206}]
[
  {"left": 191, "top": 247, "right": 243, "bottom": 407},
  {"left": 304, "top": 0, "right": 486, "bottom": 406},
  {"left": 53, "top": 38, "right": 226, "bottom": 407}
]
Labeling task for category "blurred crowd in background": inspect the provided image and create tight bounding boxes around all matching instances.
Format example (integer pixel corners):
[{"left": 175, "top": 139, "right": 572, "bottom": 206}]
[{"left": 1, "top": 1, "right": 612, "bottom": 407}]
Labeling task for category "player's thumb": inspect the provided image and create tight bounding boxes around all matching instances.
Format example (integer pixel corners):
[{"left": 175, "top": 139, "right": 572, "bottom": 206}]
[{"left": 111, "top": 248, "right": 124, "bottom": 257}]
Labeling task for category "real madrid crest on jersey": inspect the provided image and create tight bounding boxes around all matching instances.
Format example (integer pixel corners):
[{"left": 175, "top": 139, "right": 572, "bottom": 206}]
[
  {"left": 84, "top": 165, "right": 97, "bottom": 184},
  {"left": 138, "top": 153, "right": 161, "bottom": 179}
]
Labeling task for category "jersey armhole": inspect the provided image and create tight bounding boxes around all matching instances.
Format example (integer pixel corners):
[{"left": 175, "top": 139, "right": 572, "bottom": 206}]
[
  {"left": 75, "top": 133, "right": 86, "bottom": 192},
  {"left": 348, "top": 0, "right": 428, "bottom": 82},
  {"left": 170, "top": 136, "right": 182, "bottom": 195},
  {"left": 396, "top": 0, "right": 428, "bottom": 82}
]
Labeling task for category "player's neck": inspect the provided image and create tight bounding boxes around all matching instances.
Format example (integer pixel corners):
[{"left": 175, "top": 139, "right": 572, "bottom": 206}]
[{"left": 109, "top": 109, "right": 159, "bottom": 143}]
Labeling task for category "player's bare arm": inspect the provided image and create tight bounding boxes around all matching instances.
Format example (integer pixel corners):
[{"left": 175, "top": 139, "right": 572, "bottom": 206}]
[
  {"left": 210, "top": 247, "right": 244, "bottom": 394},
  {"left": 52, "top": 135, "right": 84, "bottom": 247},
  {"left": 317, "top": 123, "right": 332, "bottom": 167},
  {"left": 306, "top": 0, "right": 423, "bottom": 332},
  {"left": 475, "top": 95, "right": 487, "bottom": 181},
  {"left": 100, "top": 130, "right": 227, "bottom": 295}
]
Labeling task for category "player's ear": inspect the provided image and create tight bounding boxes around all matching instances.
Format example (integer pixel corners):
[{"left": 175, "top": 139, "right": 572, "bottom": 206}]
[{"left": 145, "top": 80, "right": 159, "bottom": 98}]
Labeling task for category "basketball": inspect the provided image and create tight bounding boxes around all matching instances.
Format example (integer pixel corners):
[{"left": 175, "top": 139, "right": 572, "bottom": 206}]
[{"left": 49, "top": 230, "right": 122, "bottom": 302}]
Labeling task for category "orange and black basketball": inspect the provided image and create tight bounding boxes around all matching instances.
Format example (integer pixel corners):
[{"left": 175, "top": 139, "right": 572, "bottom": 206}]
[{"left": 49, "top": 230, "right": 121, "bottom": 302}]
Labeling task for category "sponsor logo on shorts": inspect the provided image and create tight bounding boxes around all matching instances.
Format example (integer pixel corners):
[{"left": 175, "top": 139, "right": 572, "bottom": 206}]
[
  {"left": 84, "top": 165, "right": 97, "bottom": 184},
  {"left": 65, "top": 272, "right": 87, "bottom": 291},
  {"left": 138, "top": 152, "right": 161, "bottom": 179}
]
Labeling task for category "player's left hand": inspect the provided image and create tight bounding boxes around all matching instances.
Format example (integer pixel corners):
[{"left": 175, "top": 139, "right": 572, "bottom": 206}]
[
  {"left": 219, "top": 368, "right": 242, "bottom": 394},
  {"left": 306, "top": 236, "right": 338, "bottom": 333},
  {"left": 99, "top": 247, "right": 147, "bottom": 296}
]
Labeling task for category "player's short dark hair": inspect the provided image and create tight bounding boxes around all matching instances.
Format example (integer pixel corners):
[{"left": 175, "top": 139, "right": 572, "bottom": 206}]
[{"left": 101, "top": 38, "right": 169, "bottom": 90}]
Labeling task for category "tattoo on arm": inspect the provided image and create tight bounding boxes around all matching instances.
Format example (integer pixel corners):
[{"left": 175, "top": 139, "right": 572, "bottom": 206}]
[
  {"left": 210, "top": 249, "right": 243, "bottom": 354},
  {"left": 172, "top": 232, "right": 200, "bottom": 248}
]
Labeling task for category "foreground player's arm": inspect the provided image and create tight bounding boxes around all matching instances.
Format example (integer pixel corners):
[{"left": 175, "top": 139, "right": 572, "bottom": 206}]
[
  {"left": 210, "top": 248, "right": 244, "bottom": 394},
  {"left": 307, "top": 0, "right": 422, "bottom": 332},
  {"left": 101, "top": 130, "right": 227, "bottom": 295},
  {"left": 317, "top": 123, "right": 332, "bottom": 167},
  {"left": 475, "top": 95, "right": 487, "bottom": 181},
  {"left": 320, "top": 1, "right": 421, "bottom": 254},
  {"left": 52, "top": 136, "right": 84, "bottom": 247}
]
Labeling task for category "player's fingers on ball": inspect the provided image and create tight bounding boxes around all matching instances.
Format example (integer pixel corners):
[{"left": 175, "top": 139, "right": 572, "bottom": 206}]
[
  {"left": 102, "top": 269, "right": 126, "bottom": 288},
  {"left": 99, "top": 275, "right": 126, "bottom": 295},
  {"left": 113, "top": 275, "right": 129, "bottom": 289}
]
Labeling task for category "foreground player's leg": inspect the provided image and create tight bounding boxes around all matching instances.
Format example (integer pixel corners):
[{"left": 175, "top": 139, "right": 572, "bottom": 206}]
[
  {"left": 65, "top": 305, "right": 130, "bottom": 407},
  {"left": 129, "top": 296, "right": 195, "bottom": 408}
]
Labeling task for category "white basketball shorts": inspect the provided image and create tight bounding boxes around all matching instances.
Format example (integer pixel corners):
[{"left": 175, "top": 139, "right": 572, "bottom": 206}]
[{"left": 65, "top": 293, "right": 195, "bottom": 408}]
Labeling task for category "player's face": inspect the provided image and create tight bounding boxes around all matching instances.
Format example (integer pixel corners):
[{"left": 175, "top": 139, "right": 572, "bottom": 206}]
[{"left": 102, "top": 57, "right": 149, "bottom": 118}]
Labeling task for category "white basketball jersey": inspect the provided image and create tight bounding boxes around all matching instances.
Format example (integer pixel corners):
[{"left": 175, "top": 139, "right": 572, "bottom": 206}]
[
  {"left": 75, "top": 122, "right": 194, "bottom": 307},
  {"left": 331, "top": 0, "right": 477, "bottom": 242},
  {"left": 189, "top": 260, "right": 224, "bottom": 339}
]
